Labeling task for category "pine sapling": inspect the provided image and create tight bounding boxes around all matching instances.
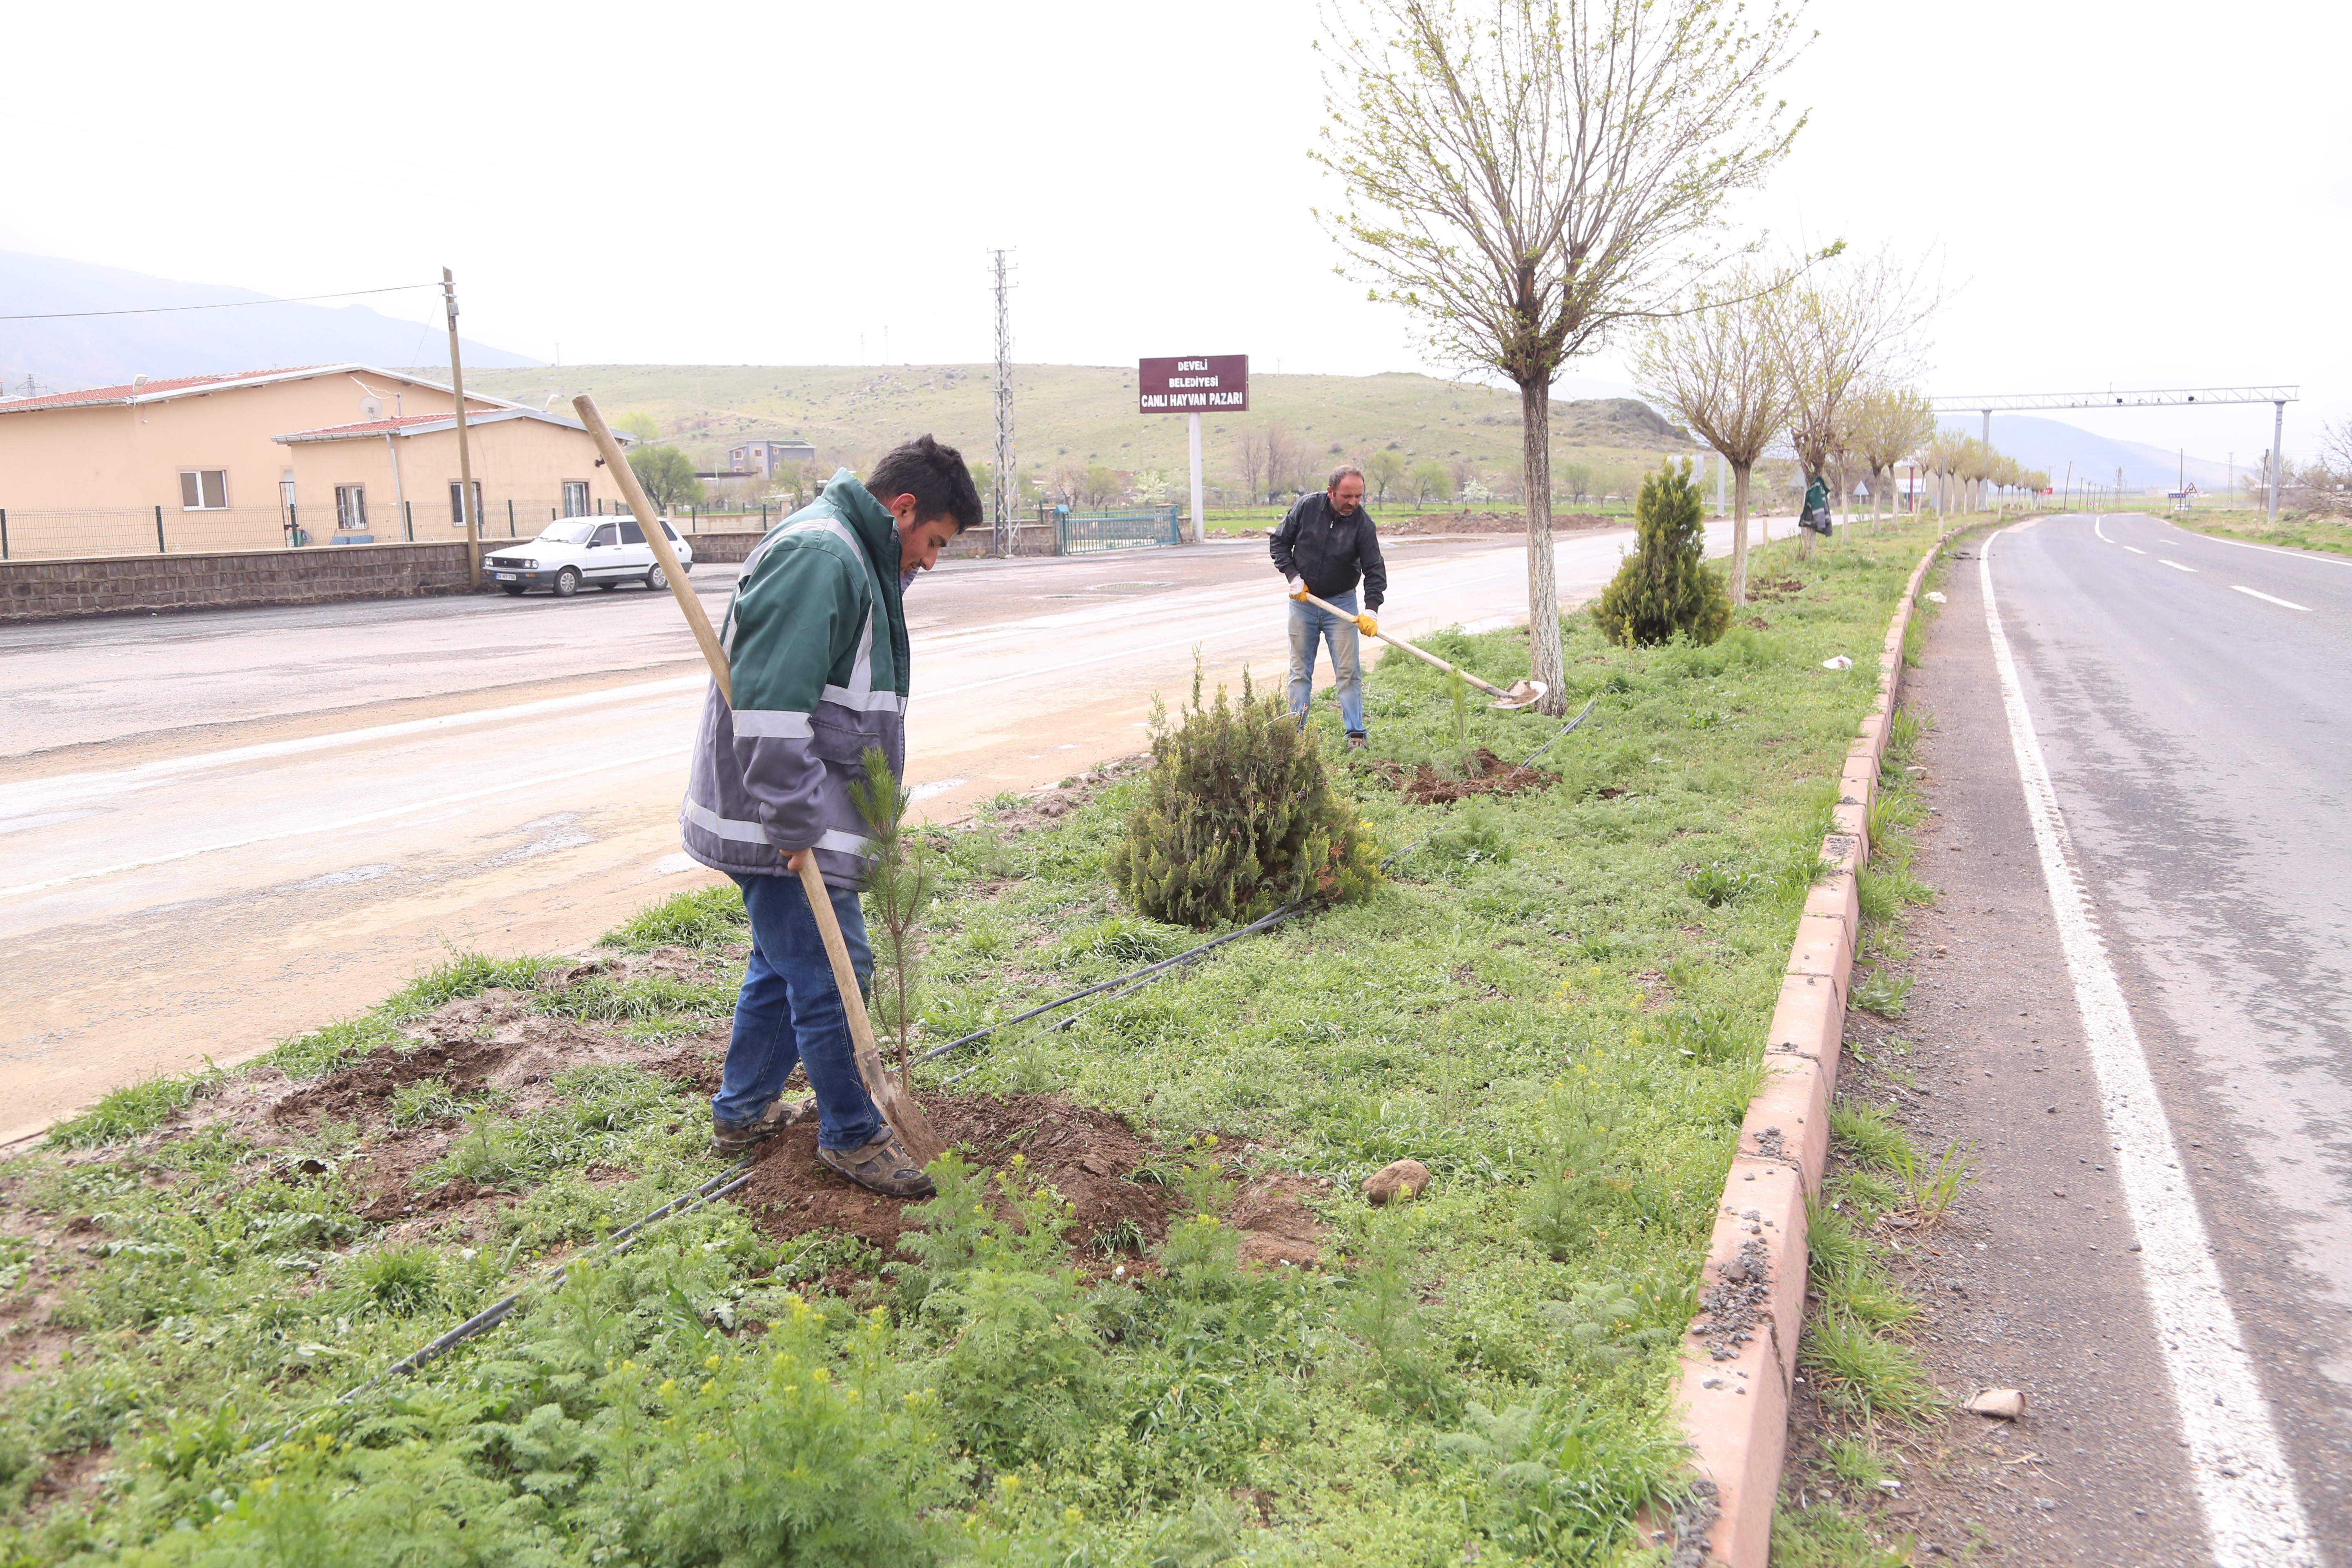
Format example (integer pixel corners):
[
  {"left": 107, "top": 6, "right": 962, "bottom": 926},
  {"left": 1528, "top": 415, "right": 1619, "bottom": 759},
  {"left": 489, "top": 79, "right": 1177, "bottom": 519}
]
[{"left": 851, "top": 746, "right": 935, "bottom": 1081}]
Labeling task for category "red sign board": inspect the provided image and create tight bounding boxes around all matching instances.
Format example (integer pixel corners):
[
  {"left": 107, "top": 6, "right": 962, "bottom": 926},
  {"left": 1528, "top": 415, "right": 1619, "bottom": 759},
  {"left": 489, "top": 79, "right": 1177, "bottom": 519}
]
[{"left": 1138, "top": 354, "right": 1248, "bottom": 414}]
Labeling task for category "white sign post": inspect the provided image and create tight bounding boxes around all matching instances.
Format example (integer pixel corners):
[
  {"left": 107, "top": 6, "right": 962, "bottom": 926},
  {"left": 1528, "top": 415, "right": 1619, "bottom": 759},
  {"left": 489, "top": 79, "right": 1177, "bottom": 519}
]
[{"left": 1188, "top": 413, "right": 1204, "bottom": 544}]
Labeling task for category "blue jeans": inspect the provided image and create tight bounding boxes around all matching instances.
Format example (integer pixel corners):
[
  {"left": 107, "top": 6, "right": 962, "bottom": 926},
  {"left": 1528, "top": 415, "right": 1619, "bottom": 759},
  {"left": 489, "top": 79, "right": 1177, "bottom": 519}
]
[
  {"left": 1288, "top": 588, "right": 1365, "bottom": 734},
  {"left": 714, "top": 871, "right": 881, "bottom": 1152}
]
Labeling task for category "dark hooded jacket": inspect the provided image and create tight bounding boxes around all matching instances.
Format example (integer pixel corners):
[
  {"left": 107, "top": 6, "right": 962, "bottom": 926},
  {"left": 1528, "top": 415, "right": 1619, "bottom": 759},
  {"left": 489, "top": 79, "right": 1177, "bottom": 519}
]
[{"left": 1269, "top": 492, "right": 1386, "bottom": 608}]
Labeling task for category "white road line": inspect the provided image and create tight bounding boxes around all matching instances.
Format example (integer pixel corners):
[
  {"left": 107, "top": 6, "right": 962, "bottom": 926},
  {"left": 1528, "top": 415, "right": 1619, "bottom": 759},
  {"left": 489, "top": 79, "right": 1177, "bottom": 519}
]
[
  {"left": 2177, "top": 530, "right": 2352, "bottom": 568},
  {"left": 0, "top": 747, "right": 688, "bottom": 901},
  {"left": 1981, "top": 529, "right": 2316, "bottom": 1567},
  {"left": 2230, "top": 586, "right": 2313, "bottom": 612},
  {"left": 2095, "top": 517, "right": 2114, "bottom": 543},
  {"left": 2123, "top": 546, "right": 2147, "bottom": 556},
  {"left": 2158, "top": 558, "right": 2198, "bottom": 572}
]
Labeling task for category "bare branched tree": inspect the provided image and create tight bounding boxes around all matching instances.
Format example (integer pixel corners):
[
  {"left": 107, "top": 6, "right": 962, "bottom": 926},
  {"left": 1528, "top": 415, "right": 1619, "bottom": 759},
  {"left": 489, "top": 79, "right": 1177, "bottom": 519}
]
[
  {"left": 1317, "top": 0, "right": 1809, "bottom": 713},
  {"left": 1234, "top": 429, "right": 1269, "bottom": 505},
  {"left": 1631, "top": 266, "right": 1793, "bottom": 603},
  {"left": 1846, "top": 383, "right": 1936, "bottom": 523},
  {"left": 1772, "top": 246, "right": 1937, "bottom": 552}
]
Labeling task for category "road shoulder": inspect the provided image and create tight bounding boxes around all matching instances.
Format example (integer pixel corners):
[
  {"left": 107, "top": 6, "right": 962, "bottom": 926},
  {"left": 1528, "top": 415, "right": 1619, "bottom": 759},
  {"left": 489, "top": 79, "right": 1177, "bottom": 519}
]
[{"left": 1779, "top": 532, "right": 2207, "bottom": 1564}]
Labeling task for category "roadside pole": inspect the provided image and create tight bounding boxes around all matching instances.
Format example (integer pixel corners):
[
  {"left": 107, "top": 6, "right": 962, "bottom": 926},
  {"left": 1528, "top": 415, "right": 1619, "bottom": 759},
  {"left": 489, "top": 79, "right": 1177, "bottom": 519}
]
[
  {"left": 444, "top": 268, "right": 481, "bottom": 591},
  {"left": 1188, "top": 412, "right": 1205, "bottom": 544},
  {"left": 2267, "top": 399, "right": 2284, "bottom": 526}
]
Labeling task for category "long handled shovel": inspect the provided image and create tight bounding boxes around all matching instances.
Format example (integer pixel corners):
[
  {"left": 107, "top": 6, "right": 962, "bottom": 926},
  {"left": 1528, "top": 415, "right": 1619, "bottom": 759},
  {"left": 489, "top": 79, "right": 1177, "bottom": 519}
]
[
  {"left": 1297, "top": 591, "right": 1550, "bottom": 711},
  {"left": 573, "top": 395, "right": 944, "bottom": 1168}
]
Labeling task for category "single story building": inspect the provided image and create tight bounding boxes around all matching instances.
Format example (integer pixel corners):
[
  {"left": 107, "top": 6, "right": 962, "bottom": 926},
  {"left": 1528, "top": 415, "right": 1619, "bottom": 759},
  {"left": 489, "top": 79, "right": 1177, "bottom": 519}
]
[
  {"left": 274, "top": 408, "right": 631, "bottom": 545},
  {"left": 724, "top": 438, "right": 815, "bottom": 479},
  {"left": 0, "top": 363, "right": 628, "bottom": 557}
]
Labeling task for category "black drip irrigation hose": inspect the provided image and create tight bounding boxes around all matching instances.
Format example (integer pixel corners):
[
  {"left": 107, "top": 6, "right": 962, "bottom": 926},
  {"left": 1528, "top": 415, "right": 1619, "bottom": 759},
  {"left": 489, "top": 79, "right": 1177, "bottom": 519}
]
[
  {"left": 279, "top": 693, "right": 1601, "bottom": 1436},
  {"left": 931, "top": 693, "right": 1599, "bottom": 1084},
  {"left": 256, "top": 1161, "right": 753, "bottom": 1455}
]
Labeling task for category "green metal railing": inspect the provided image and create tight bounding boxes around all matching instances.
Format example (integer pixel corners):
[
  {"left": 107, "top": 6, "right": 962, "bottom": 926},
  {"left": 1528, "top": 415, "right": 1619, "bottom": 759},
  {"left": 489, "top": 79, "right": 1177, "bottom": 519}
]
[{"left": 1050, "top": 504, "right": 1183, "bottom": 554}]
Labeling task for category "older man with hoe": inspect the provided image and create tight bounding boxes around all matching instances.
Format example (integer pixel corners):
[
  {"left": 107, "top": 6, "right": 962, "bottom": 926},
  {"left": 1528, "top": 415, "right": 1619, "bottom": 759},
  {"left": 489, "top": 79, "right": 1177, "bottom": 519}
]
[
  {"left": 1270, "top": 463, "right": 1388, "bottom": 749},
  {"left": 679, "top": 434, "right": 981, "bottom": 1198}
]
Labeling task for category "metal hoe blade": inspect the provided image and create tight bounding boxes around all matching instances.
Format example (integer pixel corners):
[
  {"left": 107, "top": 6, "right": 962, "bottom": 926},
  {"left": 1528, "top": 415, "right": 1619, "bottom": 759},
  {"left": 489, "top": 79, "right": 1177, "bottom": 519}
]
[{"left": 1488, "top": 679, "right": 1549, "bottom": 711}]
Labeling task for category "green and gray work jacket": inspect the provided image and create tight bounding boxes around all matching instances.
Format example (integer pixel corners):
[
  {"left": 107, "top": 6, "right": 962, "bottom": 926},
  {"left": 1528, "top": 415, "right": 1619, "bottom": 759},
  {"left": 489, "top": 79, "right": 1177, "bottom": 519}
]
[{"left": 680, "top": 472, "right": 910, "bottom": 890}]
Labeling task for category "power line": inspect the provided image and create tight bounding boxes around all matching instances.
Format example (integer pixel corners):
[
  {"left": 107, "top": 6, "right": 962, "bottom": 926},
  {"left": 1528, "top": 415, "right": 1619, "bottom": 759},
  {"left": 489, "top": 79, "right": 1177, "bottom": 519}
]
[{"left": 0, "top": 281, "right": 441, "bottom": 323}]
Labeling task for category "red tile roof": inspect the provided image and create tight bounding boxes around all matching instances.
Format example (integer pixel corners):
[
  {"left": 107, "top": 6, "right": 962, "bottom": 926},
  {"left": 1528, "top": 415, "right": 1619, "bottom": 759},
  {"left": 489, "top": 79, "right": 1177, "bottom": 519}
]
[
  {"left": 286, "top": 412, "right": 489, "bottom": 437},
  {"left": 0, "top": 366, "right": 336, "bottom": 409},
  {"left": 0, "top": 364, "right": 513, "bottom": 415}
]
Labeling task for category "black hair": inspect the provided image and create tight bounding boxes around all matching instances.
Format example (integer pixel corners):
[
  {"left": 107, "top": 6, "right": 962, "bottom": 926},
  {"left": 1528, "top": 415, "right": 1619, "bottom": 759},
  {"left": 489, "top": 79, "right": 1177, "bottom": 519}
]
[{"left": 865, "top": 434, "right": 982, "bottom": 534}]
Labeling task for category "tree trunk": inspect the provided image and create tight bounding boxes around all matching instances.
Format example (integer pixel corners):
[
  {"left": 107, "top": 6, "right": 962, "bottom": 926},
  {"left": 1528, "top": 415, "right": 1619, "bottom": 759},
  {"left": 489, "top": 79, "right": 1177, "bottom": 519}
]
[
  {"left": 1728, "top": 462, "right": 1753, "bottom": 604},
  {"left": 1519, "top": 380, "right": 1566, "bottom": 717}
]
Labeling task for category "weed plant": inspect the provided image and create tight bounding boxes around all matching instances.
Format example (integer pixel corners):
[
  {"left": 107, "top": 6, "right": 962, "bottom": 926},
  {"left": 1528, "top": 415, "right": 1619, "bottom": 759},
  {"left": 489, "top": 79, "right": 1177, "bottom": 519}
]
[{"left": 0, "top": 522, "right": 1947, "bottom": 1564}]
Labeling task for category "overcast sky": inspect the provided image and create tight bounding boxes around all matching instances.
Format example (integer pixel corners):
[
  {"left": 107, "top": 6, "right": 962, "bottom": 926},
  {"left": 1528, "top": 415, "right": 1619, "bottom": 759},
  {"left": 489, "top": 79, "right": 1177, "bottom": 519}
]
[{"left": 3, "top": 0, "right": 2343, "bottom": 460}]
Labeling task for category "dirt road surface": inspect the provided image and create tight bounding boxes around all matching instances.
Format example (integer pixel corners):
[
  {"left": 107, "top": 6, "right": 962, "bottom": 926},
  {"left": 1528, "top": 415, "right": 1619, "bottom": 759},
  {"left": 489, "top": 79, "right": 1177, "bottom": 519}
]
[
  {"left": 1816, "top": 515, "right": 2347, "bottom": 1564},
  {"left": 0, "top": 516, "right": 1787, "bottom": 1140}
]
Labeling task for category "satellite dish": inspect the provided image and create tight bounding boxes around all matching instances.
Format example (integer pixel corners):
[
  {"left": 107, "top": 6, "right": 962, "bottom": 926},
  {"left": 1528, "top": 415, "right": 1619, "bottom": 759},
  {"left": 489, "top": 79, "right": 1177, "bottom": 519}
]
[{"left": 360, "top": 395, "right": 384, "bottom": 419}]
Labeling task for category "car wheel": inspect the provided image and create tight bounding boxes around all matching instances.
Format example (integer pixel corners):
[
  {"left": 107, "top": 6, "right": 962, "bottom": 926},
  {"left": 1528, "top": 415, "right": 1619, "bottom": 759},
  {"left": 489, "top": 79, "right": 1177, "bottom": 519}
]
[
  {"left": 553, "top": 567, "right": 581, "bottom": 598},
  {"left": 501, "top": 584, "right": 527, "bottom": 597},
  {"left": 646, "top": 564, "right": 668, "bottom": 592}
]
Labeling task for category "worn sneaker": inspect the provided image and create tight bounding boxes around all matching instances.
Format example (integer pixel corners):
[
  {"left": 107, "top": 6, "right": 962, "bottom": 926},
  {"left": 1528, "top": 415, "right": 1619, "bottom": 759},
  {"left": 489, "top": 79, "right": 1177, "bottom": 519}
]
[
  {"left": 1346, "top": 732, "right": 1368, "bottom": 750},
  {"left": 709, "top": 1096, "right": 810, "bottom": 1156},
  {"left": 817, "top": 1129, "right": 936, "bottom": 1198}
]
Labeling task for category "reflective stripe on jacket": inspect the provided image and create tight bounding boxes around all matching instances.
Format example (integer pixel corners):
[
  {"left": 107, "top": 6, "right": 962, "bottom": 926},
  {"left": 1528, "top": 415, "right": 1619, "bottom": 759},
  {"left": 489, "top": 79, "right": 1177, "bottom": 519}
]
[{"left": 679, "top": 470, "right": 909, "bottom": 890}]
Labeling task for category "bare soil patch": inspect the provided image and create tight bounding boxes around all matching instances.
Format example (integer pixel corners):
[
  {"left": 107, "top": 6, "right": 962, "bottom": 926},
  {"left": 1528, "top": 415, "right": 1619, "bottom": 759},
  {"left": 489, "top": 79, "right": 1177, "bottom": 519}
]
[
  {"left": 976, "top": 754, "right": 1149, "bottom": 835},
  {"left": 1368, "top": 746, "right": 1558, "bottom": 805},
  {"left": 737, "top": 1091, "right": 1327, "bottom": 1277}
]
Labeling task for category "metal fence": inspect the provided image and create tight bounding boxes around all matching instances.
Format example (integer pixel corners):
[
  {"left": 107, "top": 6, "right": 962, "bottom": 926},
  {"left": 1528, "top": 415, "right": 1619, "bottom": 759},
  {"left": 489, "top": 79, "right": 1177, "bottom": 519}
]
[
  {"left": 0, "top": 497, "right": 799, "bottom": 563},
  {"left": 1051, "top": 505, "right": 1185, "bottom": 555}
]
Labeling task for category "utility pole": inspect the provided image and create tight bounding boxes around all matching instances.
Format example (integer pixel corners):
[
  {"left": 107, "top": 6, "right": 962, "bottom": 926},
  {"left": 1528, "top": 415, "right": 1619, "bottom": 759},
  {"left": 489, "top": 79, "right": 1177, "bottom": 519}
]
[
  {"left": 443, "top": 268, "right": 480, "bottom": 590},
  {"left": 2267, "top": 399, "right": 2285, "bottom": 526},
  {"left": 990, "top": 251, "right": 1016, "bottom": 558}
]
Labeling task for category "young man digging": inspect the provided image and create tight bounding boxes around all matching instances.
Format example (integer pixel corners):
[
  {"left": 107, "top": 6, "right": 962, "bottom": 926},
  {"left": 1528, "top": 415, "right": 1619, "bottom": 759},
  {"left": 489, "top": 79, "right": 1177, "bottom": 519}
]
[
  {"left": 679, "top": 435, "right": 980, "bottom": 1197},
  {"left": 1271, "top": 463, "right": 1387, "bottom": 748}
]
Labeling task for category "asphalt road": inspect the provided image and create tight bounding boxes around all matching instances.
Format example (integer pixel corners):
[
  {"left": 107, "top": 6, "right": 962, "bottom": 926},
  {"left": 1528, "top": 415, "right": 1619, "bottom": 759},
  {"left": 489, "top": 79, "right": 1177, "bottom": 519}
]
[
  {"left": 0, "top": 516, "right": 1788, "bottom": 1140},
  {"left": 1865, "top": 514, "right": 2348, "bottom": 1564}
]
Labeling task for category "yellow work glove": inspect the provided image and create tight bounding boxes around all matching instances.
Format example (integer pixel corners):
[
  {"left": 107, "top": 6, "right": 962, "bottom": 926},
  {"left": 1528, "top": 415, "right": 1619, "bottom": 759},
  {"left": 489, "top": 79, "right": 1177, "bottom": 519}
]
[
  {"left": 1286, "top": 578, "right": 1309, "bottom": 601},
  {"left": 1355, "top": 612, "right": 1378, "bottom": 636}
]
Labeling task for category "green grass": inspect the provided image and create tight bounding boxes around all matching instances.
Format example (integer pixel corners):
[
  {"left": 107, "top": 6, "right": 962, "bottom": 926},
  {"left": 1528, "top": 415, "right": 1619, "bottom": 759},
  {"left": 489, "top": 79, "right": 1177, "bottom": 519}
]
[
  {"left": 0, "top": 521, "right": 1945, "bottom": 1564},
  {"left": 44, "top": 1076, "right": 205, "bottom": 1149},
  {"left": 2173, "top": 505, "right": 2352, "bottom": 558}
]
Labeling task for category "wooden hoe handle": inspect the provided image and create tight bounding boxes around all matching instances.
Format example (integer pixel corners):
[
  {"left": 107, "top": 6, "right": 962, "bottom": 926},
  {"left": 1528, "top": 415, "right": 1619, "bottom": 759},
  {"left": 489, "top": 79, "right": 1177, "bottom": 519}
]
[
  {"left": 1298, "top": 590, "right": 1510, "bottom": 699},
  {"left": 574, "top": 395, "right": 733, "bottom": 703}
]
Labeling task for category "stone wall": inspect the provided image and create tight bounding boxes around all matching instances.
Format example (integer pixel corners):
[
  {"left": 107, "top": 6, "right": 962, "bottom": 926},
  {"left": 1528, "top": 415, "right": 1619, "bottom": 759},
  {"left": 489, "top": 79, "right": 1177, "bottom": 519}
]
[{"left": 0, "top": 541, "right": 486, "bottom": 622}]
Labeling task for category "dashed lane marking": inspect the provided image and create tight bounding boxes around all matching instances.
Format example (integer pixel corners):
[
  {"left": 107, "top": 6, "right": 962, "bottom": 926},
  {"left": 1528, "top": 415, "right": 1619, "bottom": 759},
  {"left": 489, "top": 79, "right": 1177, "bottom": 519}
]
[
  {"left": 2230, "top": 585, "right": 2313, "bottom": 612},
  {"left": 1982, "top": 527, "right": 2317, "bottom": 1567},
  {"left": 2123, "top": 546, "right": 2147, "bottom": 555},
  {"left": 2158, "top": 558, "right": 2198, "bottom": 572}
]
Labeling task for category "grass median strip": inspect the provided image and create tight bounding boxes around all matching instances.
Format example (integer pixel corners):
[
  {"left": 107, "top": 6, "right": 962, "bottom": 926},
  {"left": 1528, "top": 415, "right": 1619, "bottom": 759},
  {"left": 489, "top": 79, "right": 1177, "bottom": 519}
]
[{"left": 0, "top": 522, "right": 1940, "bottom": 1564}]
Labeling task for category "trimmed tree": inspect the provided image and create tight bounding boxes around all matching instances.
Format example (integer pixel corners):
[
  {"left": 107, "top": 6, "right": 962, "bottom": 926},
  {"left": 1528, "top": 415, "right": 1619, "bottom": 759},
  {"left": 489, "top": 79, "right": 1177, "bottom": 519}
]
[
  {"left": 1315, "top": 0, "right": 1807, "bottom": 713},
  {"left": 1631, "top": 266, "right": 1792, "bottom": 604},
  {"left": 1108, "top": 670, "right": 1381, "bottom": 928},
  {"left": 1589, "top": 457, "right": 1730, "bottom": 647}
]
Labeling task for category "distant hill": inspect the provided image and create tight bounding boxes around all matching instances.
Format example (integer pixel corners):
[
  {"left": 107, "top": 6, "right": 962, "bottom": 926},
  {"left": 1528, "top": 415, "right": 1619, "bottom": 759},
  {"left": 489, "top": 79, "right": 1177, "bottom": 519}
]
[
  {"left": 1939, "top": 413, "right": 2238, "bottom": 494},
  {"left": 447, "top": 362, "right": 1699, "bottom": 494},
  {"left": 0, "top": 251, "right": 536, "bottom": 394}
]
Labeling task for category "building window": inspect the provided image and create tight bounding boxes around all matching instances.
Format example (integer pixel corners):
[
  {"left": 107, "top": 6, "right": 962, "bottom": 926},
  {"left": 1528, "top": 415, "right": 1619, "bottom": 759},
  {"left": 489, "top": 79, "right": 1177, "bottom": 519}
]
[
  {"left": 562, "top": 480, "right": 590, "bottom": 517},
  {"left": 179, "top": 470, "right": 228, "bottom": 510},
  {"left": 336, "top": 485, "right": 367, "bottom": 531},
  {"left": 449, "top": 480, "right": 484, "bottom": 526}
]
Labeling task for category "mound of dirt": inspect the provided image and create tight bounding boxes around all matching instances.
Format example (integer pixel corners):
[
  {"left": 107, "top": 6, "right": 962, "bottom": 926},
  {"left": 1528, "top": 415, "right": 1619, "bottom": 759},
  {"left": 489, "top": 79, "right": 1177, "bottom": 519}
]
[
  {"left": 737, "top": 1091, "right": 1327, "bottom": 1276},
  {"left": 1370, "top": 746, "right": 1558, "bottom": 805}
]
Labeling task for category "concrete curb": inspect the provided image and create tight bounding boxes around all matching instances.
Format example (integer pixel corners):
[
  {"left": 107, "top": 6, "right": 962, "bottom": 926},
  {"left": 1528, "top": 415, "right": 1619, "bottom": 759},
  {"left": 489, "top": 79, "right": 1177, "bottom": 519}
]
[{"left": 1670, "top": 529, "right": 1951, "bottom": 1566}]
